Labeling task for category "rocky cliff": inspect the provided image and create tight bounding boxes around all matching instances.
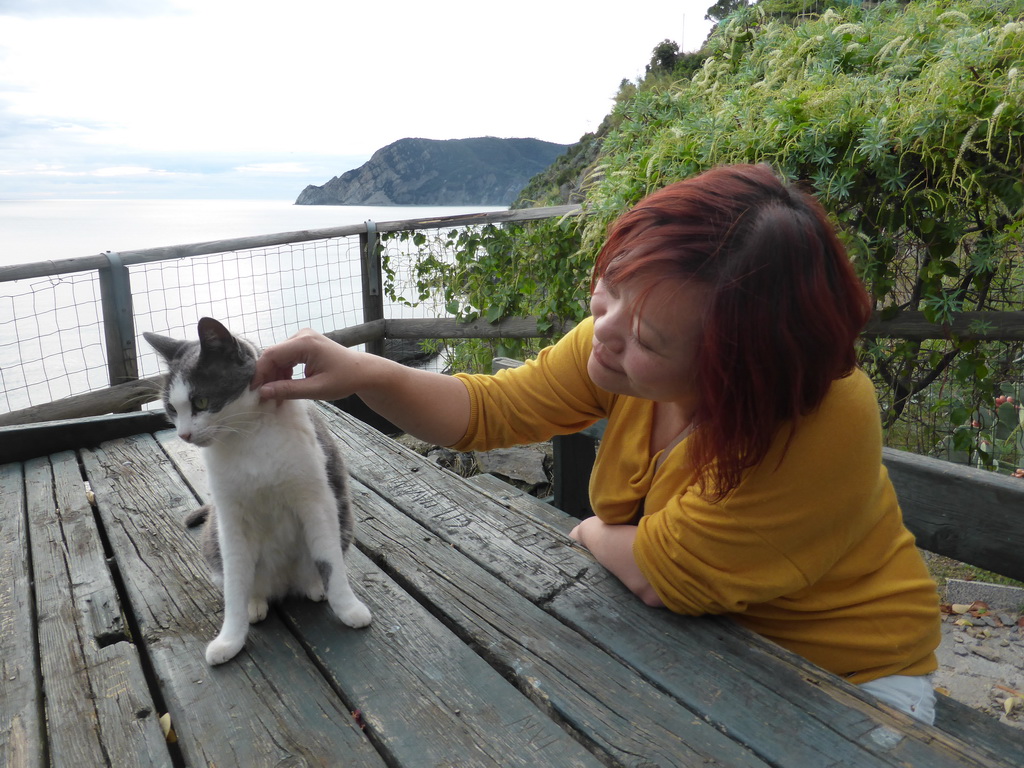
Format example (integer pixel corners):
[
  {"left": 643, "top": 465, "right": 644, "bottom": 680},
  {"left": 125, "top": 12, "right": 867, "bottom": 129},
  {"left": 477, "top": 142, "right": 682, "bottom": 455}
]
[{"left": 295, "top": 137, "right": 569, "bottom": 206}]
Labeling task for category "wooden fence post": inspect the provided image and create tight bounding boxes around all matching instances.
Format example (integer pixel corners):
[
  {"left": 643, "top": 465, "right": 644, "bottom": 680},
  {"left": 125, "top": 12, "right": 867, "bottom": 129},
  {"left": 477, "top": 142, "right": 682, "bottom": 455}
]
[
  {"left": 360, "top": 221, "right": 385, "bottom": 356},
  {"left": 97, "top": 251, "right": 139, "bottom": 391}
]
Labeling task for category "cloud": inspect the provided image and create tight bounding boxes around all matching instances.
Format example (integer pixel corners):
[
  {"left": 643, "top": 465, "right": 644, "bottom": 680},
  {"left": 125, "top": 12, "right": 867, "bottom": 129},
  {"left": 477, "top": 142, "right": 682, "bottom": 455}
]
[
  {"left": 91, "top": 165, "right": 173, "bottom": 177},
  {"left": 0, "top": 0, "right": 181, "bottom": 18},
  {"left": 0, "top": 163, "right": 75, "bottom": 176},
  {"left": 1, "top": 0, "right": 715, "bottom": 198},
  {"left": 0, "top": 139, "right": 368, "bottom": 199},
  {"left": 234, "top": 162, "right": 314, "bottom": 175}
]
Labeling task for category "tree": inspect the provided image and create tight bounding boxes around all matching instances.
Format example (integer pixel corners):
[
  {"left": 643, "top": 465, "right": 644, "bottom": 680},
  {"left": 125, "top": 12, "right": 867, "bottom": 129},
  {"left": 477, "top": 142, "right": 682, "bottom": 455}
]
[
  {"left": 647, "top": 39, "right": 681, "bottom": 74},
  {"left": 705, "top": 0, "right": 751, "bottom": 22}
]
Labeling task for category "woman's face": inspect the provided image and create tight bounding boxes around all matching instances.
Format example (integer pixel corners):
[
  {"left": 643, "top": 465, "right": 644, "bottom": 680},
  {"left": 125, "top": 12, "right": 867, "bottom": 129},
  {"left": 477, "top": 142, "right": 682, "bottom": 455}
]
[{"left": 588, "top": 277, "right": 707, "bottom": 406}]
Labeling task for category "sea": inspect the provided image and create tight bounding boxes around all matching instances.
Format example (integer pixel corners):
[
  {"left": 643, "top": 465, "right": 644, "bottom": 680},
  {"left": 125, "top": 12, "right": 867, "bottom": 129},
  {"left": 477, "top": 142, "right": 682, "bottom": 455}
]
[
  {"left": 0, "top": 199, "right": 505, "bottom": 414},
  {"left": 0, "top": 198, "right": 503, "bottom": 267}
]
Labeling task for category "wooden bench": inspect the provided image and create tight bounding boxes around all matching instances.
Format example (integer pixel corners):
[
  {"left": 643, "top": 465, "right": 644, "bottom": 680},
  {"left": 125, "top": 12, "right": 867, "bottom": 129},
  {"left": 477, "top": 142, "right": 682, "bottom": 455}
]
[{"left": 2, "top": 404, "right": 1021, "bottom": 766}]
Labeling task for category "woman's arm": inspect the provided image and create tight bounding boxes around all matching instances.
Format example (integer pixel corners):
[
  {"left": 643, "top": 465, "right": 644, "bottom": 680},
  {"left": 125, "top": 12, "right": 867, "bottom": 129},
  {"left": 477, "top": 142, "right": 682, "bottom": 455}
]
[
  {"left": 252, "top": 329, "right": 471, "bottom": 447},
  {"left": 569, "top": 517, "right": 665, "bottom": 608}
]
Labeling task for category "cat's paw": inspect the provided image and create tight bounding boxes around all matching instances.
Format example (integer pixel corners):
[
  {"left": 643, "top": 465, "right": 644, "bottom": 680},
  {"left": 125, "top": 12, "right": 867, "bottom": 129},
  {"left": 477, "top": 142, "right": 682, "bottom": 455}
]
[
  {"left": 333, "top": 598, "right": 372, "bottom": 629},
  {"left": 248, "top": 598, "right": 269, "bottom": 624},
  {"left": 303, "top": 581, "right": 326, "bottom": 602},
  {"left": 205, "top": 634, "right": 246, "bottom": 665}
]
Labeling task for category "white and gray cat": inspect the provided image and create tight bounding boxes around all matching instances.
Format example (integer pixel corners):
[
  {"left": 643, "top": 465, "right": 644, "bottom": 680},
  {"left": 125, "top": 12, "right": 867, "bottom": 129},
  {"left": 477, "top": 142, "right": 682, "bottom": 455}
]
[{"left": 144, "top": 317, "right": 371, "bottom": 666}]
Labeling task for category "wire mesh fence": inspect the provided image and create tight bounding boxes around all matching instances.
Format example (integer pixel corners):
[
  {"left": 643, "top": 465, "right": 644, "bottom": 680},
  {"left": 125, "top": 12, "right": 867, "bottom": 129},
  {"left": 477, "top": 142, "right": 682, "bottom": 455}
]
[
  {"left": 0, "top": 270, "right": 108, "bottom": 412},
  {"left": 0, "top": 243, "right": 364, "bottom": 417},
  {"left": 0, "top": 208, "right": 568, "bottom": 417},
  {"left": 0, "top": 231, "right": 440, "bottom": 415},
  {"left": 129, "top": 238, "right": 366, "bottom": 384}
]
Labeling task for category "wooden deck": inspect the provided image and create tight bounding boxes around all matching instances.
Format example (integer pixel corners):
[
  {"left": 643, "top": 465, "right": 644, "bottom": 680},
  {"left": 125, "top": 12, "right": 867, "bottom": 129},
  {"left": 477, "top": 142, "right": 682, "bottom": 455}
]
[{"left": 2, "top": 404, "right": 1022, "bottom": 768}]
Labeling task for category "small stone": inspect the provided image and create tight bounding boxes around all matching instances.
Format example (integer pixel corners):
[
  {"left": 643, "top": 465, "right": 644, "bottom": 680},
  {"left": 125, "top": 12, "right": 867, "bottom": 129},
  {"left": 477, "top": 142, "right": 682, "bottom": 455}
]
[
  {"left": 969, "top": 645, "right": 1002, "bottom": 662},
  {"left": 997, "top": 613, "right": 1014, "bottom": 626},
  {"left": 982, "top": 616, "right": 999, "bottom": 628},
  {"left": 954, "top": 645, "right": 970, "bottom": 656}
]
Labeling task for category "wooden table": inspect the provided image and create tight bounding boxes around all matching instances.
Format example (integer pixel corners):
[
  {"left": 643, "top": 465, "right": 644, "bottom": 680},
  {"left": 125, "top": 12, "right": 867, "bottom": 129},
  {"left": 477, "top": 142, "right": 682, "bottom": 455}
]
[{"left": 2, "top": 404, "right": 1020, "bottom": 767}]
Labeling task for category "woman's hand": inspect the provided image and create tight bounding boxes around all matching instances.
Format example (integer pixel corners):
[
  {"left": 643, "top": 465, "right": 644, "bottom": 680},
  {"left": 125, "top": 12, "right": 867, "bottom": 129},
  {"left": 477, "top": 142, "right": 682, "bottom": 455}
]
[
  {"left": 252, "top": 329, "right": 364, "bottom": 403},
  {"left": 252, "top": 327, "right": 471, "bottom": 447},
  {"left": 570, "top": 517, "right": 665, "bottom": 608}
]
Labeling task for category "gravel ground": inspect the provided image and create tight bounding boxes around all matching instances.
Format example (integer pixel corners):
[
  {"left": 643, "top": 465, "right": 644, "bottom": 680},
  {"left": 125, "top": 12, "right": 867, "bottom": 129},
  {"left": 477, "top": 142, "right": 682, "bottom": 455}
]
[{"left": 934, "top": 603, "right": 1024, "bottom": 731}]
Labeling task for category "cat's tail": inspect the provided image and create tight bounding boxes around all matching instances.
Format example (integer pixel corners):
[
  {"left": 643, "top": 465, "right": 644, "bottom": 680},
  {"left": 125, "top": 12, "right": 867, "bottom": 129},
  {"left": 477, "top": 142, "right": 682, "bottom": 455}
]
[{"left": 184, "top": 504, "right": 212, "bottom": 528}]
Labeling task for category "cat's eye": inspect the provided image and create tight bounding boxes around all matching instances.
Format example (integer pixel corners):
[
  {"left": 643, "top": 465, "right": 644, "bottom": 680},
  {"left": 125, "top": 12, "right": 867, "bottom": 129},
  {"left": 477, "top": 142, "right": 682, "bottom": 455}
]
[
  {"left": 192, "top": 397, "right": 210, "bottom": 411},
  {"left": 166, "top": 404, "right": 177, "bottom": 417}
]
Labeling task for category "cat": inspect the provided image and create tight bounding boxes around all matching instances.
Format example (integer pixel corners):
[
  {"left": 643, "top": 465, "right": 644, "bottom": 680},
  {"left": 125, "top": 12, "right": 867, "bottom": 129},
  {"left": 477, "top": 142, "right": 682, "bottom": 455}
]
[{"left": 144, "top": 317, "right": 372, "bottom": 665}]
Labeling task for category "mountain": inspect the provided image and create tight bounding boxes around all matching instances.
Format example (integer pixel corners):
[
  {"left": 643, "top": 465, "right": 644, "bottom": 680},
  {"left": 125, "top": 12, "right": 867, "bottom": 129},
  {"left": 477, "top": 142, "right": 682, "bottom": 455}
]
[
  {"left": 511, "top": 124, "right": 608, "bottom": 209},
  {"left": 295, "top": 137, "right": 570, "bottom": 206}
]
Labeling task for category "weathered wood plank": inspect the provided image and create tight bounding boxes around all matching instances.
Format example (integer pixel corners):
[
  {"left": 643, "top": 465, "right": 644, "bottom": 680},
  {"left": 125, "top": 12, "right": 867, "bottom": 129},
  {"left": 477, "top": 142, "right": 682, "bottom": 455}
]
[
  {"left": 337, "top": 475, "right": 770, "bottom": 768},
  {"left": 862, "top": 310, "right": 1024, "bottom": 341},
  {"left": 324, "top": 316, "right": 575, "bottom": 349},
  {"left": 933, "top": 694, "right": 1024, "bottom": 765},
  {"left": 284, "top": 548, "right": 605, "bottom": 768},
  {"left": 383, "top": 316, "right": 574, "bottom": 340},
  {"left": 0, "top": 377, "right": 166, "bottom": 428},
  {"left": 153, "top": 429, "right": 209, "bottom": 502},
  {"left": 313, "top": 407, "right": 1013, "bottom": 768},
  {"left": 316, "top": 406, "right": 592, "bottom": 602},
  {"left": 0, "top": 411, "right": 172, "bottom": 462},
  {"left": 549, "top": 583, "right": 1011, "bottom": 768},
  {"left": 372, "top": 203, "right": 581, "bottom": 234},
  {"left": 466, "top": 473, "right": 578, "bottom": 535},
  {"left": 884, "top": 448, "right": 1024, "bottom": 581},
  {"left": 79, "top": 434, "right": 386, "bottom": 768},
  {"left": 0, "top": 462, "right": 43, "bottom": 768},
  {"left": 25, "top": 452, "right": 170, "bottom": 767},
  {"left": 0, "top": 204, "right": 580, "bottom": 281}
]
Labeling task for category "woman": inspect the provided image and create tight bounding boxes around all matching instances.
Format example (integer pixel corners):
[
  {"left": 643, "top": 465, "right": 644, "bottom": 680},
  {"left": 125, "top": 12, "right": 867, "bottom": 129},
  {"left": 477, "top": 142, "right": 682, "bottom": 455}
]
[{"left": 252, "top": 164, "right": 942, "bottom": 723}]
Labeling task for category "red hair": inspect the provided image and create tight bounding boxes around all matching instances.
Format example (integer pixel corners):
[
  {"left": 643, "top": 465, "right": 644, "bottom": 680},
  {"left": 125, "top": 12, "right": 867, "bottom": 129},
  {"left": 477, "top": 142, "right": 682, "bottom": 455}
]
[{"left": 593, "top": 164, "right": 872, "bottom": 499}]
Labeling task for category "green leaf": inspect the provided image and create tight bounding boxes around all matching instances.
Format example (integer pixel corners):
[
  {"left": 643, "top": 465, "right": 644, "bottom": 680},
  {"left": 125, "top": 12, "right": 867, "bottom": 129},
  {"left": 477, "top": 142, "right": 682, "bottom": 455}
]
[{"left": 950, "top": 405, "right": 971, "bottom": 425}]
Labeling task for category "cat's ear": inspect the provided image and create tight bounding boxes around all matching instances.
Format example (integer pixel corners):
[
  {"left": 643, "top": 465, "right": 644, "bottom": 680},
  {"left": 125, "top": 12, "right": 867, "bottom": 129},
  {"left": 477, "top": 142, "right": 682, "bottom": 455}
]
[
  {"left": 197, "top": 317, "right": 241, "bottom": 360},
  {"left": 197, "top": 317, "right": 232, "bottom": 345},
  {"left": 143, "top": 332, "right": 188, "bottom": 363}
]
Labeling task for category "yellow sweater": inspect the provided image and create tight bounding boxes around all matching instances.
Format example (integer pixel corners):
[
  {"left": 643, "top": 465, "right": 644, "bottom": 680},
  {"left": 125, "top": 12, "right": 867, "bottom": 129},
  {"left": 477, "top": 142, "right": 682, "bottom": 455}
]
[{"left": 453, "top": 317, "right": 940, "bottom": 683}]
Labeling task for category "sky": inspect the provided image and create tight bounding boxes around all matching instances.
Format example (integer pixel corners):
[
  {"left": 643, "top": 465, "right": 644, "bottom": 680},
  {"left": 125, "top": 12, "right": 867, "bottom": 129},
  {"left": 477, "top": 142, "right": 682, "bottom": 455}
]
[{"left": 0, "top": 0, "right": 716, "bottom": 200}]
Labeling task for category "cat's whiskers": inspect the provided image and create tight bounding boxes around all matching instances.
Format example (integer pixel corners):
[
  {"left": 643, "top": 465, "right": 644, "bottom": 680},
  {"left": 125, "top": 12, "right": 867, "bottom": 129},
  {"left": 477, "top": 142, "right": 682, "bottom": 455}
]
[
  {"left": 137, "top": 377, "right": 169, "bottom": 406},
  {"left": 213, "top": 411, "right": 264, "bottom": 440}
]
